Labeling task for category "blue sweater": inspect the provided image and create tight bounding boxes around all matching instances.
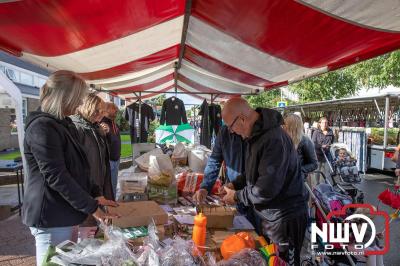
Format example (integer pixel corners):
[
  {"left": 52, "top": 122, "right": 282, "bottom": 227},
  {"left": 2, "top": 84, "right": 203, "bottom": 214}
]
[{"left": 200, "top": 125, "right": 246, "bottom": 192}]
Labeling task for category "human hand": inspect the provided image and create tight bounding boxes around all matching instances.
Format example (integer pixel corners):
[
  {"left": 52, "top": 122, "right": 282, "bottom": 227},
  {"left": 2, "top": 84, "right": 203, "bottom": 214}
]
[
  {"left": 99, "top": 122, "right": 110, "bottom": 133},
  {"left": 217, "top": 183, "right": 234, "bottom": 195},
  {"left": 193, "top": 189, "right": 208, "bottom": 204},
  {"left": 92, "top": 207, "right": 120, "bottom": 224},
  {"left": 395, "top": 169, "right": 400, "bottom": 176},
  {"left": 96, "top": 196, "right": 119, "bottom": 207},
  {"left": 222, "top": 186, "right": 236, "bottom": 205}
]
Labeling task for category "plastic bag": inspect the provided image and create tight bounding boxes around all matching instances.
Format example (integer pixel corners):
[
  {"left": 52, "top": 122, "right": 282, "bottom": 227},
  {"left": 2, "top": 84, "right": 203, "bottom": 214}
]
[
  {"left": 148, "top": 154, "right": 175, "bottom": 186},
  {"left": 172, "top": 142, "right": 188, "bottom": 159},
  {"left": 135, "top": 148, "right": 164, "bottom": 171},
  {"left": 177, "top": 172, "right": 221, "bottom": 196},
  {"left": 188, "top": 146, "right": 211, "bottom": 173},
  {"left": 218, "top": 248, "right": 267, "bottom": 266}
]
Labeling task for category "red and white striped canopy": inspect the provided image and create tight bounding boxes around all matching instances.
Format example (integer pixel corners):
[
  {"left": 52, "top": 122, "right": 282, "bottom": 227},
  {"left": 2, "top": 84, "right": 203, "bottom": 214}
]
[{"left": 1, "top": 0, "right": 400, "bottom": 102}]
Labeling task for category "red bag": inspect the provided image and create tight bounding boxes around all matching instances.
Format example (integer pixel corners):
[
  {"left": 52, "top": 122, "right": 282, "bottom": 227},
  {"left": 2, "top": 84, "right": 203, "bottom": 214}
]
[{"left": 177, "top": 172, "right": 221, "bottom": 196}]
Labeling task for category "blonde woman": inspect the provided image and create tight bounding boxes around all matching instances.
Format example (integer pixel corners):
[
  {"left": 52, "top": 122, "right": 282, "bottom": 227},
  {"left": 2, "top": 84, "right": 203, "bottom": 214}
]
[
  {"left": 71, "top": 93, "right": 114, "bottom": 201},
  {"left": 23, "top": 71, "right": 117, "bottom": 265},
  {"left": 283, "top": 113, "right": 318, "bottom": 179}
]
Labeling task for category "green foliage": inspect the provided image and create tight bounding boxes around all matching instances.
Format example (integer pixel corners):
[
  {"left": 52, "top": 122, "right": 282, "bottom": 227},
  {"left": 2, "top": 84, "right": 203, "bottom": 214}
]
[
  {"left": 246, "top": 89, "right": 295, "bottom": 108},
  {"left": 115, "top": 109, "right": 129, "bottom": 131},
  {"left": 349, "top": 50, "right": 400, "bottom": 89},
  {"left": 289, "top": 68, "right": 358, "bottom": 102},
  {"left": 148, "top": 119, "right": 160, "bottom": 143}
]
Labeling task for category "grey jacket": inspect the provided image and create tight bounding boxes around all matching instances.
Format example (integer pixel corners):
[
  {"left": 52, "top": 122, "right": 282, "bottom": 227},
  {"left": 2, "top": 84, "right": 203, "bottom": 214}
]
[{"left": 71, "top": 115, "right": 114, "bottom": 200}]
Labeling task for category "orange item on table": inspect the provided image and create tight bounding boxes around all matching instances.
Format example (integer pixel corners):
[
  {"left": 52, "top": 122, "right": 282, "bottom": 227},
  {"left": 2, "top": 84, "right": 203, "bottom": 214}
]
[
  {"left": 220, "top": 232, "right": 255, "bottom": 260},
  {"left": 192, "top": 212, "right": 207, "bottom": 255}
]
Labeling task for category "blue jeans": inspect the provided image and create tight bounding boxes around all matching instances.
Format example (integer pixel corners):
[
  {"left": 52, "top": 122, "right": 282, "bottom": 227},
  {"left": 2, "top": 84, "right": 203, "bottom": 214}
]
[
  {"left": 110, "top": 160, "right": 120, "bottom": 197},
  {"left": 30, "top": 226, "right": 78, "bottom": 265}
]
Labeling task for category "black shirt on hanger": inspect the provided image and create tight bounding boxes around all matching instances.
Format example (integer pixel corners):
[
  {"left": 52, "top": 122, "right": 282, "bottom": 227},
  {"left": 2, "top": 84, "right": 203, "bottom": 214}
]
[
  {"left": 160, "top": 96, "right": 187, "bottom": 125},
  {"left": 124, "top": 102, "right": 155, "bottom": 143}
]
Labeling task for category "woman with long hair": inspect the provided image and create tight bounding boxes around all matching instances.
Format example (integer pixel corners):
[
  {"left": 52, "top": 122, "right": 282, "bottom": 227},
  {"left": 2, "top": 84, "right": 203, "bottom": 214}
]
[
  {"left": 283, "top": 113, "right": 318, "bottom": 179},
  {"left": 312, "top": 117, "right": 334, "bottom": 185},
  {"left": 23, "top": 71, "right": 117, "bottom": 265}
]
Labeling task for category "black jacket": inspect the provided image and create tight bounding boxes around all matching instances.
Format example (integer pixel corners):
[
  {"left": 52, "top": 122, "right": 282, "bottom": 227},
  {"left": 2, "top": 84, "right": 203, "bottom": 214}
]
[
  {"left": 297, "top": 135, "right": 318, "bottom": 178},
  {"left": 124, "top": 102, "right": 155, "bottom": 131},
  {"left": 234, "top": 108, "right": 308, "bottom": 223},
  {"left": 312, "top": 128, "right": 334, "bottom": 162},
  {"left": 101, "top": 117, "right": 121, "bottom": 161},
  {"left": 160, "top": 97, "right": 187, "bottom": 125},
  {"left": 22, "top": 111, "right": 98, "bottom": 228},
  {"left": 71, "top": 115, "right": 114, "bottom": 200}
]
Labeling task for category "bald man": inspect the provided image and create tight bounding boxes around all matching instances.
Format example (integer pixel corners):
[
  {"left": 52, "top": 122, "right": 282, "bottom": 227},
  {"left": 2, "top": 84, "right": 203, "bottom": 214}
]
[{"left": 221, "top": 97, "right": 308, "bottom": 265}]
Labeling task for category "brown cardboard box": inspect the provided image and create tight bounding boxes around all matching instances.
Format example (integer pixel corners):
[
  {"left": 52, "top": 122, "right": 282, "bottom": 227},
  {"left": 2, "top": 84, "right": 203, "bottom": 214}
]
[
  {"left": 202, "top": 206, "right": 236, "bottom": 229},
  {"left": 110, "top": 201, "right": 168, "bottom": 228}
]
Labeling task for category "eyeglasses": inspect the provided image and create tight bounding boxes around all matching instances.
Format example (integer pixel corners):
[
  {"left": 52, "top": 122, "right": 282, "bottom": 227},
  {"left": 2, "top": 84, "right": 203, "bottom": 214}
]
[{"left": 227, "top": 116, "right": 240, "bottom": 133}]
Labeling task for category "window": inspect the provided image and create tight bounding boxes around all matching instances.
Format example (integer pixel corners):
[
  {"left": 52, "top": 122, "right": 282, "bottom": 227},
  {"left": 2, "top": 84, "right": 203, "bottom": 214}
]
[
  {"left": 6, "top": 68, "right": 17, "bottom": 81},
  {"left": 20, "top": 72, "right": 33, "bottom": 86},
  {"left": 120, "top": 99, "right": 125, "bottom": 106}
]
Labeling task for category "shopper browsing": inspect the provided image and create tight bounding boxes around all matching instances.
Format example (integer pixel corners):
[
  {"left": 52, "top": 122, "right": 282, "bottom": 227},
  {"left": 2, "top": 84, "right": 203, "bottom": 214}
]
[
  {"left": 23, "top": 71, "right": 118, "bottom": 265},
  {"left": 220, "top": 98, "right": 308, "bottom": 265}
]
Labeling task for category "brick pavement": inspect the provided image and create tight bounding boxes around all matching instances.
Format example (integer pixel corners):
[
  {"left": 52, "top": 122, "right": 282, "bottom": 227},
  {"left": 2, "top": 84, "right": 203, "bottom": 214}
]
[{"left": 0, "top": 214, "right": 35, "bottom": 266}]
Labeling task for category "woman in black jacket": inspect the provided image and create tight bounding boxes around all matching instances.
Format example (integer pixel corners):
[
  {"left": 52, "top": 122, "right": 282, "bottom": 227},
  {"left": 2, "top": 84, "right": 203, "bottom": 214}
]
[
  {"left": 312, "top": 117, "right": 335, "bottom": 185},
  {"left": 71, "top": 93, "right": 114, "bottom": 201},
  {"left": 283, "top": 113, "right": 318, "bottom": 181},
  {"left": 23, "top": 71, "right": 117, "bottom": 265}
]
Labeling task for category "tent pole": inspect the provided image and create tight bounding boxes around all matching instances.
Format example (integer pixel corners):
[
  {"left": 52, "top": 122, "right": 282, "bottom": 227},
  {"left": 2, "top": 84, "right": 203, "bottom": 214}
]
[{"left": 138, "top": 91, "right": 142, "bottom": 143}]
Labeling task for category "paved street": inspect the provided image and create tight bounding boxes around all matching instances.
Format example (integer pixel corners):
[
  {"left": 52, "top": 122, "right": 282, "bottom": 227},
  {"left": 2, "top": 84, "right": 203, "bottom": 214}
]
[{"left": 0, "top": 173, "right": 399, "bottom": 265}]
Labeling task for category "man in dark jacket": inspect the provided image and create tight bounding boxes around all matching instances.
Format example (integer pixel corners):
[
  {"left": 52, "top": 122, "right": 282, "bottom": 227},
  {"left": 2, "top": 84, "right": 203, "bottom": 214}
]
[{"left": 221, "top": 98, "right": 308, "bottom": 265}]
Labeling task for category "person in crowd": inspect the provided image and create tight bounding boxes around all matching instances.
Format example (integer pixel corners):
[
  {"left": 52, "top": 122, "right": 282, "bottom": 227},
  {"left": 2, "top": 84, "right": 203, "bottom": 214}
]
[
  {"left": 221, "top": 98, "right": 308, "bottom": 265},
  {"left": 335, "top": 148, "right": 360, "bottom": 183},
  {"left": 192, "top": 125, "right": 261, "bottom": 232},
  {"left": 312, "top": 117, "right": 334, "bottom": 185},
  {"left": 23, "top": 71, "right": 118, "bottom": 265},
  {"left": 100, "top": 102, "right": 121, "bottom": 197},
  {"left": 71, "top": 93, "right": 114, "bottom": 201},
  {"left": 283, "top": 113, "right": 318, "bottom": 180}
]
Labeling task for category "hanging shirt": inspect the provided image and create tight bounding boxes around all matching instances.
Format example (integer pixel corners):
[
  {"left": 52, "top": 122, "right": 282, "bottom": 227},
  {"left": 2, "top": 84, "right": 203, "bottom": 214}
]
[
  {"left": 160, "top": 96, "right": 187, "bottom": 125},
  {"left": 124, "top": 102, "right": 155, "bottom": 132}
]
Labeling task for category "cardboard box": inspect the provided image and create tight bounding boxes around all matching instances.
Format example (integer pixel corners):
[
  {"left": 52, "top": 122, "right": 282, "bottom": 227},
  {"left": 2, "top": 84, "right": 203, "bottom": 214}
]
[
  {"left": 110, "top": 201, "right": 168, "bottom": 228},
  {"left": 202, "top": 206, "right": 236, "bottom": 229}
]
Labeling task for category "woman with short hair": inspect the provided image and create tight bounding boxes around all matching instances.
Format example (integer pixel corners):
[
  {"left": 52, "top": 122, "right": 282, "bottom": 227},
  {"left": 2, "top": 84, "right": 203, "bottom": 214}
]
[
  {"left": 23, "top": 71, "right": 117, "bottom": 265},
  {"left": 71, "top": 93, "right": 114, "bottom": 201}
]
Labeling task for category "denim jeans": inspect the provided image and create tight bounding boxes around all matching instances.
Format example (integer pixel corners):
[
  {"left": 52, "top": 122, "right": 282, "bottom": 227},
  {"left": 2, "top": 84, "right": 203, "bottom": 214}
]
[
  {"left": 30, "top": 226, "right": 78, "bottom": 265},
  {"left": 110, "top": 160, "right": 120, "bottom": 197}
]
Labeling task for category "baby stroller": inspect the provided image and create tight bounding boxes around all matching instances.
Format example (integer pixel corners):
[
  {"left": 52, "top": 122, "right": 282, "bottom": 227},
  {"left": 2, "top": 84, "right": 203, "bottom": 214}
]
[
  {"left": 321, "top": 144, "right": 364, "bottom": 205},
  {"left": 325, "top": 143, "right": 361, "bottom": 184},
  {"left": 302, "top": 172, "right": 365, "bottom": 266}
]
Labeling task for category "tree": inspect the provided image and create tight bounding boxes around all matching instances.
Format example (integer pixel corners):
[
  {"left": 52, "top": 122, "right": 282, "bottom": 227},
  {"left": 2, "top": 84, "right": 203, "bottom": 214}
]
[
  {"left": 349, "top": 50, "right": 400, "bottom": 89},
  {"left": 289, "top": 68, "right": 358, "bottom": 102},
  {"left": 246, "top": 89, "right": 288, "bottom": 108}
]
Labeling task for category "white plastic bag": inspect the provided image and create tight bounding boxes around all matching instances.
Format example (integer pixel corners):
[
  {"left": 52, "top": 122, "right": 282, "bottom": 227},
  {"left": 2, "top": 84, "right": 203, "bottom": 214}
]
[
  {"left": 188, "top": 146, "right": 211, "bottom": 173},
  {"left": 135, "top": 148, "right": 163, "bottom": 171},
  {"left": 172, "top": 142, "right": 188, "bottom": 159},
  {"left": 148, "top": 154, "right": 175, "bottom": 186}
]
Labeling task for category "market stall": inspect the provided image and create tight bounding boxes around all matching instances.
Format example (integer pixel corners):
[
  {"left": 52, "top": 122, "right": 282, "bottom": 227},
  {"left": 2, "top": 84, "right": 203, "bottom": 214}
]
[{"left": 279, "top": 93, "right": 400, "bottom": 171}]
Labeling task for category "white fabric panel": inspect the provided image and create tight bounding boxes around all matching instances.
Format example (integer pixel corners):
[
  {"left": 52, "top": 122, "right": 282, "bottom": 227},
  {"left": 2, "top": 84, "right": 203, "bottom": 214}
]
[
  {"left": 178, "top": 81, "right": 226, "bottom": 102},
  {"left": 101, "top": 68, "right": 174, "bottom": 90},
  {"left": 181, "top": 59, "right": 261, "bottom": 90},
  {"left": 187, "top": 17, "right": 323, "bottom": 82},
  {"left": 300, "top": 0, "right": 400, "bottom": 32},
  {"left": 21, "top": 16, "right": 184, "bottom": 73},
  {"left": 179, "top": 64, "right": 256, "bottom": 94},
  {"left": 90, "top": 61, "right": 175, "bottom": 84},
  {"left": 114, "top": 80, "right": 174, "bottom": 95}
]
